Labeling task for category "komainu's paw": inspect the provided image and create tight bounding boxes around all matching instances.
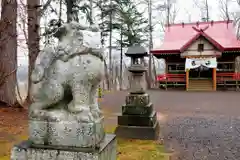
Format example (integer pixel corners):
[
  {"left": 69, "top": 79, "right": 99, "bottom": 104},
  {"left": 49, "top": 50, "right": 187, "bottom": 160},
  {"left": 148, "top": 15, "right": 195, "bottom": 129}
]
[
  {"left": 67, "top": 101, "right": 84, "bottom": 113},
  {"left": 60, "top": 54, "right": 69, "bottom": 62},
  {"left": 74, "top": 107, "right": 94, "bottom": 122},
  {"left": 78, "top": 112, "right": 94, "bottom": 123},
  {"left": 29, "top": 109, "right": 46, "bottom": 119},
  {"left": 89, "top": 24, "right": 100, "bottom": 32},
  {"left": 91, "top": 108, "right": 102, "bottom": 119}
]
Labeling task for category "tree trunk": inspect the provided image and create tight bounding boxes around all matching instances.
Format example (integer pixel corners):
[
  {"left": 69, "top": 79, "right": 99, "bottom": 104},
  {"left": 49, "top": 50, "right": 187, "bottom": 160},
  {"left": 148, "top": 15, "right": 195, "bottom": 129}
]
[
  {"left": 120, "top": 27, "right": 123, "bottom": 90},
  {"left": 26, "top": 0, "right": 40, "bottom": 103},
  {"left": 109, "top": 0, "right": 113, "bottom": 90},
  {"left": 66, "top": 0, "right": 74, "bottom": 22},
  {"left": 103, "top": 59, "right": 110, "bottom": 90},
  {"left": 147, "top": 0, "right": 153, "bottom": 89},
  {"left": 205, "top": 0, "right": 209, "bottom": 21},
  {"left": 100, "top": 8, "right": 110, "bottom": 90},
  {"left": 0, "top": 0, "right": 18, "bottom": 106}
]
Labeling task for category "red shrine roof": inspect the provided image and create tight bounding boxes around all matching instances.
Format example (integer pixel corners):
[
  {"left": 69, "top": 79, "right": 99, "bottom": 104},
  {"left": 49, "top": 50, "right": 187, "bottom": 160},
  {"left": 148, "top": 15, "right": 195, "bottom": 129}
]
[{"left": 151, "top": 20, "right": 240, "bottom": 54}]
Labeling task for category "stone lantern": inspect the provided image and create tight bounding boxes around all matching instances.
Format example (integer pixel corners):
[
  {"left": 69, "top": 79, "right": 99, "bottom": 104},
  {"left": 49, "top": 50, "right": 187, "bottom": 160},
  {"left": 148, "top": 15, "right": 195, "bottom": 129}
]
[
  {"left": 126, "top": 45, "right": 148, "bottom": 94},
  {"left": 115, "top": 45, "right": 159, "bottom": 140}
]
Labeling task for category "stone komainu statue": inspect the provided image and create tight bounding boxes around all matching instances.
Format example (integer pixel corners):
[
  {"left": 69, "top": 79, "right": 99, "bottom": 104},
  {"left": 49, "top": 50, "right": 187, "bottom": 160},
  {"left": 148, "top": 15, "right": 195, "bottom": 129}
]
[{"left": 29, "top": 21, "right": 104, "bottom": 122}]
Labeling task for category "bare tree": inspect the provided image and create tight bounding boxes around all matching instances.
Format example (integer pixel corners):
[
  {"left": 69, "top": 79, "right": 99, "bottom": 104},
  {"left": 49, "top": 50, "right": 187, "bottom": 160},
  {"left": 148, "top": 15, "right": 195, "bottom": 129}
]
[
  {"left": 136, "top": 0, "right": 155, "bottom": 89},
  {"left": 111, "top": 52, "right": 130, "bottom": 90},
  {"left": 108, "top": 0, "right": 114, "bottom": 90},
  {"left": 10, "top": 0, "right": 52, "bottom": 105},
  {"left": 218, "top": 0, "right": 231, "bottom": 20},
  {"left": 24, "top": 0, "right": 55, "bottom": 103},
  {"left": 156, "top": 0, "right": 178, "bottom": 31},
  {"left": 227, "top": 1, "right": 240, "bottom": 39},
  {"left": 193, "top": 0, "right": 210, "bottom": 21},
  {"left": 147, "top": 0, "right": 154, "bottom": 88},
  {"left": 25, "top": 0, "right": 41, "bottom": 103},
  {"left": 135, "top": 0, "right": 178, "bottom": 88},
  {"left": 0, "top": 0, "right": 18, "bottom": 106},
  {"left": 184, "top": 9, "right": 192, "bottom": 23},
  {"left": 237, "top": 0, "right": 240, "bottom": 5}
]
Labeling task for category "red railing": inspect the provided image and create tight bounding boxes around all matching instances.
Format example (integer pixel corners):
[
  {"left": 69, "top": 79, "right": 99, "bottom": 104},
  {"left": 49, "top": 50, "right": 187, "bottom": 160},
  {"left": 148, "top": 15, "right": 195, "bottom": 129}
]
[
  {"left": 216, "top": 72, "right": 240, "bottom": 82},
  {"left": 157, "top": 74, "right": 185, "bottom": 82},
  {"left": 217, "top": 72, "right": 234, "bottom": 81},
  {"left": 157, "top": 73, "right": 240, "bottom": 82},
  {"left": 234, "top": 73, "right": 240, "bottom": 80},
  {"left": 156, "top": 74, "right": 167, "bottom": 81}
]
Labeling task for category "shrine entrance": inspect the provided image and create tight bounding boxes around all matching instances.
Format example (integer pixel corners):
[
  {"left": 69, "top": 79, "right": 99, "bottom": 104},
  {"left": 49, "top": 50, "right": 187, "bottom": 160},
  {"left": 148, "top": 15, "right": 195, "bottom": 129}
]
[
  {"left": 185, "top": 57, "right": 217, "bottom": 91},
  {"left": 189, "top": 66, "right": 213, "bottom": 79}
]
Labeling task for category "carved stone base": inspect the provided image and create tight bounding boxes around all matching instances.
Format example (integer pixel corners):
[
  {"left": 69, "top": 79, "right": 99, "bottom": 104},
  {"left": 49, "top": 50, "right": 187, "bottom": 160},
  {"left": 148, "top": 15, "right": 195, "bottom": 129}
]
[
  {"left": 116, "top": 111, "right": 159, "bottom": 140},
  {"left": 125, "top": 93, "right": 150, "bottom": 107},
  {"left": 29, "top": 110, "right": 105, "bottom": 148},
  {"left": 116, "top": 91, "right": 160, "bottom": 140},
  {"left": 115, "top": 122, "right": 159, "bottom": 140},
  {"left": 122, "top": 103, "right": 153, "bottom": 115},
  {"left": 11, "top": 134, "right": 117, "bottom": 160},
  {"left": 118, "top": 111, "right": 157, "bottom": 126}
]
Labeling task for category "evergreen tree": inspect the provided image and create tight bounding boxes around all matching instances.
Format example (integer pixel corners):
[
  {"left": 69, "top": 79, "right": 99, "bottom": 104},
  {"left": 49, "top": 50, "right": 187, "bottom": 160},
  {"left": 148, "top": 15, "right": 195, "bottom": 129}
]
[
  {"left": 95, "top": 0, "right": 122, "bottom": 89},
  {"left": 115, "top": 0, "right": 148, "bottom": 47}
]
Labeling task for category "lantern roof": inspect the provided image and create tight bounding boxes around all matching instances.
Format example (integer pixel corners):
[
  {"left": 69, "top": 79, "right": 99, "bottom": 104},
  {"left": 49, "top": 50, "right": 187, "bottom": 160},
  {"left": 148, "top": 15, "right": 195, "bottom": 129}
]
[{"left": 125, "top": 45, "right": 148, "bottom": 57}]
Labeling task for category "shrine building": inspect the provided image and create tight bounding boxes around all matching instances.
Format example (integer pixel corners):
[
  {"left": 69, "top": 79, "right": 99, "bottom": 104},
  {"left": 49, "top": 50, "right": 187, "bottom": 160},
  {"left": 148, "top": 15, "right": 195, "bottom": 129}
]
[{"left": 151, "top": 20, "right": 240, "bottom": 91}]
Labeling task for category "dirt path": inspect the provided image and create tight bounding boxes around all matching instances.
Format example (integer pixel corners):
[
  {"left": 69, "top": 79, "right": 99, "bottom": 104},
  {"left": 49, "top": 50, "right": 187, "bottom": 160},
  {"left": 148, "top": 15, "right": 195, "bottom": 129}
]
[{"left": 101, "top": 90, "right": 240, "bottom": 160}]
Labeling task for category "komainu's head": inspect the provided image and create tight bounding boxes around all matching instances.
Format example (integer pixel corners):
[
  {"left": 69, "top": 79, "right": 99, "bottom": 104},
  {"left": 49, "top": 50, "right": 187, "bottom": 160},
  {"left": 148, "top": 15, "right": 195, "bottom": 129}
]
[
  {"left": 55, "top": 21, "right": 101, "bottom": 53},
  {"left": 54, "top": 22, "right": 84, "bottom": 44},
  {"left": 54, "top": 21, "right": 99, "bottom": 43}
]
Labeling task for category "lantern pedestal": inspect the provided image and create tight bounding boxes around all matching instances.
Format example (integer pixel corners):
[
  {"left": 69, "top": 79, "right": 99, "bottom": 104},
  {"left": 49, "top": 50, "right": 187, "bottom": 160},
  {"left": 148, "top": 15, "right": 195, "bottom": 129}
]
[
  {"left": 115, "top": 93, "right": 159, "bottom": 140},
  {"left": 115, "top": 46, "right": 159, "bottom": 140}
]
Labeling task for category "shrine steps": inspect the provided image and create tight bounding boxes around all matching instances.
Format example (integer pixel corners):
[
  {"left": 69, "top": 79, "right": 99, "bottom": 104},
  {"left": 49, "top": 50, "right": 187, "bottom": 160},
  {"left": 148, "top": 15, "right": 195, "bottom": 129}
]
[{"left": 188, "top": 79, "right": 213, "bottom": 91}]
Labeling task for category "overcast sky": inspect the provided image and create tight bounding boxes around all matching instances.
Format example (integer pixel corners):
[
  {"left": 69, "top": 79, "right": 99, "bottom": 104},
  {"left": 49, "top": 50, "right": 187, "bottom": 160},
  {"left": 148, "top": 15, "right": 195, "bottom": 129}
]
[{"left": 16, "top": 0, "right": 240, "bottom": 66}]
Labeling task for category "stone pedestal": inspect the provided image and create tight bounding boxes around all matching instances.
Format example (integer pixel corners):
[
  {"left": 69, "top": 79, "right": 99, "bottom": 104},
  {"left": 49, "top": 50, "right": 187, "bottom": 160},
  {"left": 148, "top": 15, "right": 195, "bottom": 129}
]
[
  {"left": 115, "top": 93, "right": 159, "bottom": 140},
  {"left": 11, "top": 108, "right": 117, "bottom": 160},
  {"left": 115, "top": 45, "right": 159, "bottom": 140},
  {"left": 28, "top": 109, "right": 105, "bottom": 148},
  {"left": 11, "top": 134, "right": 116, "bottom": 160},
  {"left": 11, "top": 110, "right": 117, "bottom": 160},
  {"left": 11, "top": 109, "right": 117, "bottom": 160}
]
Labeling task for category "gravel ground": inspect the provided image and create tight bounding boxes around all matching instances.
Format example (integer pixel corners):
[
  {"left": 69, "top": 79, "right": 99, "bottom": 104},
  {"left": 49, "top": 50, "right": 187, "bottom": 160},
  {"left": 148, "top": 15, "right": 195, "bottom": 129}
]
[
  {"left": 101, "top": 90, "right": 240, "bottom": 160},
  {"left": 163, "top": 115, "right": 240, "bottom": 160}
]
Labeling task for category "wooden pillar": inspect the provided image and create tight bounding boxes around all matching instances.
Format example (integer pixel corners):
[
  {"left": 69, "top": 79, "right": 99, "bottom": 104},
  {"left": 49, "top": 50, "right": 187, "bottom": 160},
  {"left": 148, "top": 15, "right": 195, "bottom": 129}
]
[
  {"left": 165, "top": 59, "right": 168, "bottom": 90},
  {"left": 213, "top": 68, "right": 217, "bottom": 91},
  {"left": 186, "top": 69, "right": 189, "bottom": 91}
]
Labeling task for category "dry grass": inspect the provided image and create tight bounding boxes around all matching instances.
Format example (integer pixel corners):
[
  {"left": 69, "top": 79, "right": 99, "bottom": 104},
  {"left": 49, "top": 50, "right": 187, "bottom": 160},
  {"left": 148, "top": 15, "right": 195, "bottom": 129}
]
[
  {"left": 0, "top": 108, "right": 28, "bottom": 160},
  {"left": 117, "top": 139, "right": 168, "bottom": 160},
  {"left": 105, "top": 126, "right": 169, "bottom": 160},
  {"left": 0, "top": 107, "right": 169, "bottom": 160}
]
